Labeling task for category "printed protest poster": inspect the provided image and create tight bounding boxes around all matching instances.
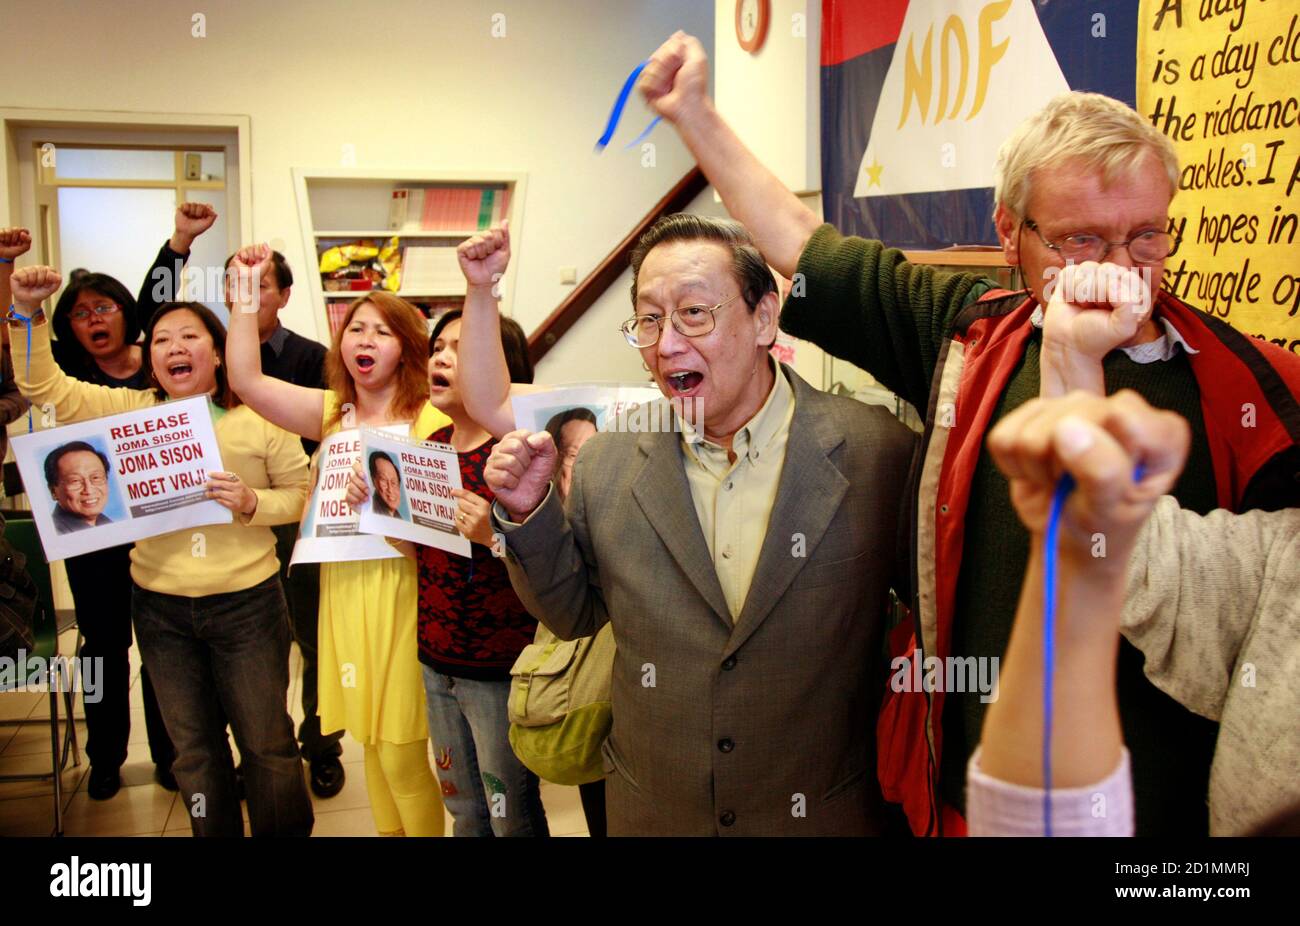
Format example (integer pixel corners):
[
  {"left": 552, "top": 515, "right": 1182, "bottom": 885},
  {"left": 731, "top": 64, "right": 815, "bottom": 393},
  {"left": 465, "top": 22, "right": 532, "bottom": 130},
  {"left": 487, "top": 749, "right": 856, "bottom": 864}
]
[
  {"left": 290, "top": 428, "right": 403, "bottom": 565},
  {"left": 10, "top": 395, "right": 231, "bottom": 560},
  {"left": 1138, "top": 0, "right": 1300, "bottom": 349},
  {"left": 357, "top": 428, "right": 471, "bottom": 557},
  {"left": 511, "top": 383, "right": 666, "bottom": 434},
  {"left": 511, "top": 383, "right": 666, "bottom": 502}
]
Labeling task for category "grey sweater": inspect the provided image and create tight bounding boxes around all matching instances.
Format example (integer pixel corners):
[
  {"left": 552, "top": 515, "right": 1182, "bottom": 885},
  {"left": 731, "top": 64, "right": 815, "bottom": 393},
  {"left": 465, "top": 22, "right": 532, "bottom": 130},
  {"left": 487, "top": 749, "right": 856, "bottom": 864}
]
[{"left": 1123, "top": 497, "right": 1300, "bottom": 835}]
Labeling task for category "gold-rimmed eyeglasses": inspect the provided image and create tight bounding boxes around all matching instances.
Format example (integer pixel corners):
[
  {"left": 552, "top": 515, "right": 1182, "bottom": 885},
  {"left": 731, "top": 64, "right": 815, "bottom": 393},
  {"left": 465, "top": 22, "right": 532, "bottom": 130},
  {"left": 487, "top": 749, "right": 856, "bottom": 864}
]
[{"left": 620, "top": 294, "right": 743, "bottom": 348}]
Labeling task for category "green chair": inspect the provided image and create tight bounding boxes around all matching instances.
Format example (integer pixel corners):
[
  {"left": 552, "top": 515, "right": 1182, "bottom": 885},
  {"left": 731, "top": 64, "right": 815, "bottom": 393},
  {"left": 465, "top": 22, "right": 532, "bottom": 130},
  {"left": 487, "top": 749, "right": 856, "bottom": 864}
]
[{"left": 0, "top": 511, "right": 81, "bottom": 836}]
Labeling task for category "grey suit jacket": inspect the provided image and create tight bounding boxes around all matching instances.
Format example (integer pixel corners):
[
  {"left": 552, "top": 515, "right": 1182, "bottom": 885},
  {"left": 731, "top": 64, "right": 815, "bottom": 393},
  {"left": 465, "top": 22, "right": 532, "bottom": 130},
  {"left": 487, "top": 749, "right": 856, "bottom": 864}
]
[{"left": 498, "top": 366, "right": 915, "bottom": 835}]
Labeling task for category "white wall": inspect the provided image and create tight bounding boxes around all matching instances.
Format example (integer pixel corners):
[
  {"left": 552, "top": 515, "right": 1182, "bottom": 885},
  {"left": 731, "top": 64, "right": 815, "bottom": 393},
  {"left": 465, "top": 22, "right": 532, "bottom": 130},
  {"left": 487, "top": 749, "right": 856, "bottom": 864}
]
[
  {"left": 711, "top": 0, "right": 827, "bottom": 389},
  {"left": 714, "top": 0, "right": 820, "bottom": 193},
  {"left": 3, "top": 0, "right": 714, "bottom": 354},
  {"left": 536, "top": 185, "right": 730, "bottom": 384},
  {"left": 543, "top": 1, "right": 829, "bottom": 387}
]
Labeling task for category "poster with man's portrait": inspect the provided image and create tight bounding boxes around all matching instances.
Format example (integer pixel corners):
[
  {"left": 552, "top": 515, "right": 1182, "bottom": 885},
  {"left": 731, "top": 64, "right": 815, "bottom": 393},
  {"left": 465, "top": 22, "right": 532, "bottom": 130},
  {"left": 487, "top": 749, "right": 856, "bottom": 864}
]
[
  {"left": 289, "top": 428, "right": 404, "bottom": 565},
  {"left": 511, "top": 383, "right": 664, "bottom": 504},
  {"left": 356, "top": 427, "right": 470, "bottom": 558},
  {"left": 10, "top": 396, "right": 231, "bottom": 560},
  {"left": 43, "top": 438, "right": 127, "bottom": 534}
]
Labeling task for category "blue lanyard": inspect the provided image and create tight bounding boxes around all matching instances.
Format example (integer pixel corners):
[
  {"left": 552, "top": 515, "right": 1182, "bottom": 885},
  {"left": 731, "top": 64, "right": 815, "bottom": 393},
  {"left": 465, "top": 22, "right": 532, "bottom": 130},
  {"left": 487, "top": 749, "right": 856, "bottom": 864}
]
[
  {"left": 1041, "top": 463, "right": 1144, "bottom": 836},
  {"left": 7, "top": 304, "right": 34, "bottom": 433},
  {"left": 595, "top": 59, "right": 662, "bottom": 152}
]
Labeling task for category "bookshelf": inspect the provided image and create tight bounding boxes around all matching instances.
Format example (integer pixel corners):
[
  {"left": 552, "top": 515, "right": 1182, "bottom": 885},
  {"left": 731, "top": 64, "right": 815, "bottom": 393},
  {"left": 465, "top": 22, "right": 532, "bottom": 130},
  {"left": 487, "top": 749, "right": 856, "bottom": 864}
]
[{"left": 292, "top": 168, "right": 527, "bottom": 343}]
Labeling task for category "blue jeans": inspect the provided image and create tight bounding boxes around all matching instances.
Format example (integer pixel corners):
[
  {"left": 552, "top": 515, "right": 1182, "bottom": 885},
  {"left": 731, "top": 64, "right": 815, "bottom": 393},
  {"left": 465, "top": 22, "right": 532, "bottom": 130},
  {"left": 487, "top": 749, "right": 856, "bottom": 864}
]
[
  {"left": 133, "top": 574, "right": 313, "bottom": 837},
  {"left": 422, "top": 666, "right": 549, "bottom": 837}
]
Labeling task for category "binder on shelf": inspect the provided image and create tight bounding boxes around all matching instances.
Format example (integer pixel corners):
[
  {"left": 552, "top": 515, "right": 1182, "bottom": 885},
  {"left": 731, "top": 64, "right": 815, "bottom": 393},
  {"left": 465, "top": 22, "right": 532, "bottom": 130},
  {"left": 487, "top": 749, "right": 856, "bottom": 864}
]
[
  {"left": 388, "top": 190, "right": 409, "bottom": 230},
  {"left": 388, "top": 186, "right": 511, "bottom": 233},
  {"left": 326, "top": 301, "right": 351, "bottom": 336}
]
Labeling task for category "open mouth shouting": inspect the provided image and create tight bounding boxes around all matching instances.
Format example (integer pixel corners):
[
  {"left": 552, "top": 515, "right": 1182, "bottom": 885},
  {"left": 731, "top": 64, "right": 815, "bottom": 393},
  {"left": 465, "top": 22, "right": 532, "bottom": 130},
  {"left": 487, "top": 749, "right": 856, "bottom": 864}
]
[
  {"left": 354, "top": 353, "right": 377, "bottom": 374},
  {"left": 664, "top": 369, "right": 704, "bottom": 396},
  {"left": 429, "top": 371, "right": 451, "bottom": 392},
  {"left": 166, "top": 359, "right": 195, "bottom": 383},
  {"left": 88, "top": 329, "right": 112, "bottom": 348}
]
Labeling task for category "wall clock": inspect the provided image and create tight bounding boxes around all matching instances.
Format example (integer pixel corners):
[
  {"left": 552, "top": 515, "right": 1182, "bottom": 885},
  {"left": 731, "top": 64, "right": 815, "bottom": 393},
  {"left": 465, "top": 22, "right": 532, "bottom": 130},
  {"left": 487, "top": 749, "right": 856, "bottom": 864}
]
[{"left": 736, "top": 0, "right": 770, "bottom": 54}]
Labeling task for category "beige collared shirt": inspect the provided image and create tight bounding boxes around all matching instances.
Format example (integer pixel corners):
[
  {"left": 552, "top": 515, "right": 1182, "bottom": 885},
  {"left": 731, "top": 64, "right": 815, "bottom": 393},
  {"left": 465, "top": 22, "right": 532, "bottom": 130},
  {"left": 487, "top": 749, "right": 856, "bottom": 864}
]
[{"left": 679, "top": 360, "right": 795, "bottom": 621}]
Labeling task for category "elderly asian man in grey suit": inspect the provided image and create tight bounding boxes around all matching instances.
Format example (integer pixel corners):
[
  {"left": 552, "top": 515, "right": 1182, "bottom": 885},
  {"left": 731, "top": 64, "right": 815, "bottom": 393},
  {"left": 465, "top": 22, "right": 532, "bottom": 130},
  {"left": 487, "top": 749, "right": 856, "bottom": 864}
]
[{"left": 484, "top": 214, "right": 914, "bottom": 835}]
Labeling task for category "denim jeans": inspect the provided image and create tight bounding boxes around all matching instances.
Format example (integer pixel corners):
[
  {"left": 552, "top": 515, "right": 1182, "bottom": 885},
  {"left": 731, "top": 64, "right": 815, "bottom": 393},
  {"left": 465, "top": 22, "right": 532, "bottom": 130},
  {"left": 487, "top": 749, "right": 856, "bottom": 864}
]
[
  {"left": 133, "top": 574, "right": 313, "bottom": 837},
  {"left": 66, "top": 545, "right": 174, "bottom": 771},
  {"left": 422, "top": 666, "right": 549, "bottom": 837}
]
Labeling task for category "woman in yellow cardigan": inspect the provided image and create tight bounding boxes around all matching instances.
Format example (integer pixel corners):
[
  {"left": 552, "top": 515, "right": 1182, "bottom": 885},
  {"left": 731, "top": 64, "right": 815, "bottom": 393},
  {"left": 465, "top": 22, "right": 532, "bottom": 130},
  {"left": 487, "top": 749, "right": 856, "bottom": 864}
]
[
  {"left": 9, "top": 266, "right": 313, "bottom": 836},
  {"left": 224, "top": 245, "right": 446, "bottom": 837}
]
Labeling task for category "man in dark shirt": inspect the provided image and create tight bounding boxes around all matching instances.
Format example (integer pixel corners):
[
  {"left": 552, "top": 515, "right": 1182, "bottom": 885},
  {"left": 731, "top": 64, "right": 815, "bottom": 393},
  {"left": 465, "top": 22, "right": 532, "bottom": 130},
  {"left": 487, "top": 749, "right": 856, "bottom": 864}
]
[{"left": 224, "top": 249, "right": 344, "bottom": 798}]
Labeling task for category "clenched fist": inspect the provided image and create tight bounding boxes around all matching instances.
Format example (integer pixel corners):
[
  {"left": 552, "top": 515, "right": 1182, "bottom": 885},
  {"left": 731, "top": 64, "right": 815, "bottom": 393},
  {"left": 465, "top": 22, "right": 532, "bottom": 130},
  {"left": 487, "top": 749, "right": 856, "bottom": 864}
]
[
  {"left": 1040, "top": 262, "right": 1154, "bottom": 397},
  {"left": 228, "top": 243, "right": 272, "bottom": 312},
  {"left": 483, "top": 429, "right": 558, "bottom": 522},
  {"left": 457, "top": 222, "right": 510, "bottom": 289},
  {"left": 0, "top": 227, "right": 32, "bottom": 262},
  {"left": 987, "top": 390, "right": 1188, "bottom": 570},
  {"left": 640, "top": 31, "right": 711, "bottom": 125},
  {"left": 9, "top": 266, "right": 62, "bottom": 310},
  {"left": 1044, "top": 262, "right": 1154, "bottom": 355},
  {"left": 172, "top": 202, "right": 218, "bottom": 252}
]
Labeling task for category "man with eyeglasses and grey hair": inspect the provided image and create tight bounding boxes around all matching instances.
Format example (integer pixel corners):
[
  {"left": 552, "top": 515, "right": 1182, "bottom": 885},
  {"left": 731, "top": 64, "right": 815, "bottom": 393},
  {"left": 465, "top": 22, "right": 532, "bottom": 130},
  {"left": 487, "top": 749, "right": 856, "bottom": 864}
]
[
  {"left": 469, "top": 212, "right": 915, "bottom": 835},
  {"left": 638, "top": 32, "right": 1300, "bottom": 838}
]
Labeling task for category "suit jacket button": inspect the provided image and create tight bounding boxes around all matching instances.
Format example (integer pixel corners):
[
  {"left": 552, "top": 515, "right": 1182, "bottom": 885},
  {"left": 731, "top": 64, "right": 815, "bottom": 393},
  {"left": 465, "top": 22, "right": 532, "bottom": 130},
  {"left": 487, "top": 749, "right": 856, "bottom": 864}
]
[
  {"left": 719, "top": 810, "right": 736, "bottom": 827},
  {"left": 721, "top": 655, "right": 737, "bottom": 671},
  {"left": 718, "top": 737, "right": 734, "bottom": 753}
]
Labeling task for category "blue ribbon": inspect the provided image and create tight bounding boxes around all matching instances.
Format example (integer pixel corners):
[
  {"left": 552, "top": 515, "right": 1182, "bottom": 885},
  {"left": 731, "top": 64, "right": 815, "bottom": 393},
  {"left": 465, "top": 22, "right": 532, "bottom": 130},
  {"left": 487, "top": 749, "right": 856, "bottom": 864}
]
[
  {"left": 1042, "top": 462, "right": 1145, "bottom": 836},
  {"left": 7, "top": 304, "right": 33, "bottom": 432},
  {"left": 595, "top": 59, "right": 662, "bottom": 152}
]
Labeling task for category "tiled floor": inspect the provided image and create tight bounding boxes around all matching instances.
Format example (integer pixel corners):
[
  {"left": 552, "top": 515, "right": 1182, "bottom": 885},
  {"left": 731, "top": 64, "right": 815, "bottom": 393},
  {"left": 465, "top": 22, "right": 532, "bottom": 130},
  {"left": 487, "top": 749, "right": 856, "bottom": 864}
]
[{"left": 0, "top": 632, "right": 588, "bottom": 837}]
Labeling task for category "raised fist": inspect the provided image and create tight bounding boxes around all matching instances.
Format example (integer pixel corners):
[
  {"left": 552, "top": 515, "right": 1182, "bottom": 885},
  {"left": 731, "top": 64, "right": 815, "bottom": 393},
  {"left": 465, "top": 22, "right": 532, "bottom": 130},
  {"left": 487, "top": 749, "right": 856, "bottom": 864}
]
[
  {"left": 1043, "top": 261, "right": 1154, "bottom": 361},
  {"left": 483, "top": 429, "right": 558, "bottom": 522},
  {"left": 640, "top": 31, "right": 711, "bottom": 124},
  {"left": 174, "top": 202, "right": 218, "bottom": 245},
  {"left": 987, "top": 389, "right": 1187, "bottom": 568},
  {"left": 0, "top": 227, "right": 32, "bottom": 262},
  {"left": 228, "top": 243, "right": 272, "bottom": 311},
  {"left": 9, "top": 265, "right": 62, "bottom": 309},
  {"left": 457, "top": 222, "right": 510, "bottom": 289}
]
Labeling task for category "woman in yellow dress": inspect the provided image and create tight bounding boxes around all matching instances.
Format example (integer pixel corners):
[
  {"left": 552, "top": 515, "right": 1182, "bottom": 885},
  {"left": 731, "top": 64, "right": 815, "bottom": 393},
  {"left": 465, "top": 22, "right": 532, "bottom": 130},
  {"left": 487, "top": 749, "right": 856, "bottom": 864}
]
[{"left": 226, "top": 245, "right": 446, "bottom": 836}]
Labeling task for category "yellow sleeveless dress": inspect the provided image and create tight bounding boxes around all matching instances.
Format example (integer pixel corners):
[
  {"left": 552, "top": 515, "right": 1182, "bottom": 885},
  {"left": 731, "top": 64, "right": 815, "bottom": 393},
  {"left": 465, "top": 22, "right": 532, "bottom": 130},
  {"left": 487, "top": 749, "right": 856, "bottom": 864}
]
[{"left": 315, "top": 394, "right": 450, "bottom": 744}]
